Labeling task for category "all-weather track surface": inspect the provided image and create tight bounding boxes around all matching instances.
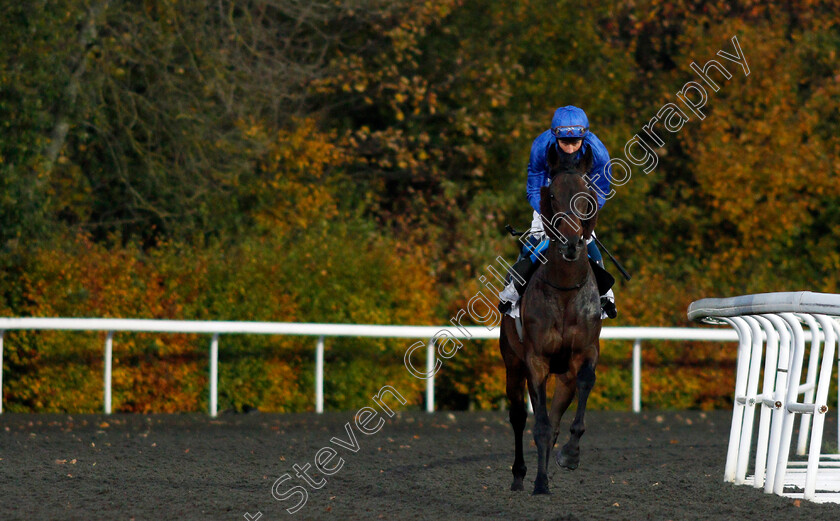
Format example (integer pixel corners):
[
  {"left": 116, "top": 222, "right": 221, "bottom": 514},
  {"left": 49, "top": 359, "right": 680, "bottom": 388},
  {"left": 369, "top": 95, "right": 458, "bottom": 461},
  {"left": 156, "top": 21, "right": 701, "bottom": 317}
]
[{"left": 1, "top": 410, "right": 838, "bottom": 521}]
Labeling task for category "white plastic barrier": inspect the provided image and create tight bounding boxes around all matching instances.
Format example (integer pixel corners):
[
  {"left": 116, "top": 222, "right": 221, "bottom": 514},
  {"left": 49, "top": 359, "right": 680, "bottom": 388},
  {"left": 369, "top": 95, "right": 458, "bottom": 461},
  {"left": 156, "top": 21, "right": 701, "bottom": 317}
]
[
  {"left": 688, "top": 292, "right": 840, "bottom": 503},
  {"left": 0, "top": 319, "right": 737, "bottom": 417}
]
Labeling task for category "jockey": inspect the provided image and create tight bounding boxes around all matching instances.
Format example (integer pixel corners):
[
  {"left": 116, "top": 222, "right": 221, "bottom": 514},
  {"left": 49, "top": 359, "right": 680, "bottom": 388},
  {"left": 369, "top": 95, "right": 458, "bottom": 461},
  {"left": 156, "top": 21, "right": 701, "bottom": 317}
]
[{"left": 498, "top": 105, "right": 617, "bottom": 319}]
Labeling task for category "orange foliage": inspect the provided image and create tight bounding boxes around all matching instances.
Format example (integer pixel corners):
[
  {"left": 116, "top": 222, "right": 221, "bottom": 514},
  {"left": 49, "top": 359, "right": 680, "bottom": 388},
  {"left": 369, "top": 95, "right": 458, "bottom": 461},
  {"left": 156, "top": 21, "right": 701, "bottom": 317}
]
[{"left": 250, "top": 117, "right": 344, "bottom": 233}]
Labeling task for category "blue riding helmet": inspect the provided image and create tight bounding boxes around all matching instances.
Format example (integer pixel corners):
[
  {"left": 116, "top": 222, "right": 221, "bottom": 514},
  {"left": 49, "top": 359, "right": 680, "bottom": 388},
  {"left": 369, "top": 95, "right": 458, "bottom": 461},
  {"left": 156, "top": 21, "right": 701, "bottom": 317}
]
[{"left": 551, "top": 106, "right": 589, "bottom": 139}]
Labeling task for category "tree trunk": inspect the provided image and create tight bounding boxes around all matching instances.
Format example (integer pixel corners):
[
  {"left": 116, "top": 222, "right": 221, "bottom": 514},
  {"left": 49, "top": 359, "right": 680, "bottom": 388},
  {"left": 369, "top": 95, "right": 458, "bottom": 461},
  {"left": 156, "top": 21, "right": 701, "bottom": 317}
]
[{"left": 42, "top": 0, "right": 110, "bottom": 174}]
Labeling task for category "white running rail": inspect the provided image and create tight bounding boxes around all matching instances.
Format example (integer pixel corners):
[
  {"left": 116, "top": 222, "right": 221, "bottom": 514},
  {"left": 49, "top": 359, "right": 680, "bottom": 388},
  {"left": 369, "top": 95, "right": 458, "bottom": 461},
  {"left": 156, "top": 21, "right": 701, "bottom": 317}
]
[
  {"left": 0, "top": 319, "right": 736, "bottom": 417},
  {"left": 688, "top": 291, "right": 840, "bottom": 504}
]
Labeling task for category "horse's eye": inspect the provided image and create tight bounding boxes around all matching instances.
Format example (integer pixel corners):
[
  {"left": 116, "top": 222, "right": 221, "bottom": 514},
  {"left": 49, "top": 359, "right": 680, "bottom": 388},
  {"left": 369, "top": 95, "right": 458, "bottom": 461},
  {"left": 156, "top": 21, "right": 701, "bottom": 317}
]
[{"left": 549, "top": 194, "right": 555, "bottom": 199}]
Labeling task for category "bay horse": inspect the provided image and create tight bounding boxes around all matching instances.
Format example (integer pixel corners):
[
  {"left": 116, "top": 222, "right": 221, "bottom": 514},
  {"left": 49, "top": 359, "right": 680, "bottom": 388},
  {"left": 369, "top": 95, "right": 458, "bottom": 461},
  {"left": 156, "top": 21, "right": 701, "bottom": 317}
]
[{"left": 499, "top": 145, "right": 602, "bottom": 495}]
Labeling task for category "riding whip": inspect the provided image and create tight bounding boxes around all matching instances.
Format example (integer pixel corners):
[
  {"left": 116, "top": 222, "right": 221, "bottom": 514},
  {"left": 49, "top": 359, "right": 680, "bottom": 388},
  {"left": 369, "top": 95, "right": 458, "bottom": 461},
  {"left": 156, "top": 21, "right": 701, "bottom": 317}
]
[
  {"left": 592, "top": 235, "right": 631, "bottom": 281},
  {"left": 505, "top": 224, "right": 631, "bottom": 281}
]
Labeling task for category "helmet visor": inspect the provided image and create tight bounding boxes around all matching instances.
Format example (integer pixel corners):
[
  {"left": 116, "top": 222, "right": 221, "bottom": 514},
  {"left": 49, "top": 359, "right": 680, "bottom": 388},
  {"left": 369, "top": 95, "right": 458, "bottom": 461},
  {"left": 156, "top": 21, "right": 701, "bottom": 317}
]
[{"left": 552, "top": 125, "right": 588, "bottom": 139}]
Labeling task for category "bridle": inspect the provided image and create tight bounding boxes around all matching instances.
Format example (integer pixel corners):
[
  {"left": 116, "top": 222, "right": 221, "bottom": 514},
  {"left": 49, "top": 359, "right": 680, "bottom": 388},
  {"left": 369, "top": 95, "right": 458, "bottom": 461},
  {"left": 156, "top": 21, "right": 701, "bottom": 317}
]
[
  {"left": 541, "top": 205, "right": 588, "bottom": 291},
  {"left": 543, "top": 207, "right": 585, "bottom": 247},
  {"left": 539, "top": 171, "right": 593, "bottom": 291}
]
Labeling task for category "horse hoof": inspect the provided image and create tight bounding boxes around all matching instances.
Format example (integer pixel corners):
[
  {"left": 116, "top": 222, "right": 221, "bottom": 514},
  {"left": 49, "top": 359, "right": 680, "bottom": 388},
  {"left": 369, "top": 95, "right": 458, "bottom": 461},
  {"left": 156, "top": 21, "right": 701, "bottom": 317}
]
[
  {"left": 532, "top": 476, "right": 550, "bottom": 495},
  {"left": 510, "top": 480, "right": 525, "bottom": 491},
  {"left": 556, "top": 451, "right": 579, "bottom": 470}
]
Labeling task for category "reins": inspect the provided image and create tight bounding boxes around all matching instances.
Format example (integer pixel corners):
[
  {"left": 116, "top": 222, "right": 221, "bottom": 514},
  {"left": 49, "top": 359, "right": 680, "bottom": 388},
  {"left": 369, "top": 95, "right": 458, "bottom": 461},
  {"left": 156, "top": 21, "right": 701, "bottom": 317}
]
[
  {"left": 540, "top": 211, "right": 588, "bottom": 292},
  {"left": 538, "top": 167, "right": 593, "bottom": 293}
]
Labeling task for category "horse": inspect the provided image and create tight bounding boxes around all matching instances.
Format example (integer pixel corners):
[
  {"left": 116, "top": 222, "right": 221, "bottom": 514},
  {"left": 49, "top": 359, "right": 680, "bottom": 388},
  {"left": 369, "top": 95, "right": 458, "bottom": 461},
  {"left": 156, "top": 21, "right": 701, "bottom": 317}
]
[{"left": 499, "top": 145, "right": 603, "bottom": 495}]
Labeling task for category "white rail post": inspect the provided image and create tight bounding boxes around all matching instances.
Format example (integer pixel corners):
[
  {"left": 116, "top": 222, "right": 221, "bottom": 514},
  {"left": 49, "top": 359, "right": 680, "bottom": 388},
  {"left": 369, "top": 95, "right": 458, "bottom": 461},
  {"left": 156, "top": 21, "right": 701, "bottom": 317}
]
[
  {"left": 0, "top": 330, "right": 4, "bottom": 414},
  {"left": 803, "top": 314, "right": 837, "bottom": 500},
  {"left": 752, "top": 316, "right": 779, "bottom": 489},
  {"left": 426, "top": 338, "right": 434, "bottom": 413},
  {"left": 315, "top": 336, "right": 324, "bottom": 413},
  {"left": 774, "top": 312, "right": 806, "bottom": 495},
  {"left": 796, "top": 314, "right": 822, "bottom": 456},
  {"left": 722, "top": 316, "right": 752, "bottom": 484},
  {"left": 834, "top": 318, "right": 840, "bottom": 451},
  {"left": 632, "top": 339, "right": 641, "bottom": 412},
  {"left": 209, "top": 333, "right": 219, "bottom": 417},
  {"left": 734, "top": 316, "right": 765, "bottom": 485},
  {"left": 104, "top": 331, "right": 113, "bottom": 414},
  {"left": 763, "top": 313, "right": 791, "bottom": 494}
]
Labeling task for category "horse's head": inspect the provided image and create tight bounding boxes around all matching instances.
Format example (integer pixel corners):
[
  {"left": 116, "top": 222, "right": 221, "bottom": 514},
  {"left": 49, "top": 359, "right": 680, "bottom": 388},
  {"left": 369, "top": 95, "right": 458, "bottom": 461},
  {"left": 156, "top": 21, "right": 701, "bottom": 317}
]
[{"left": 539, "top": 145, "right": 598, "bottom": 262}]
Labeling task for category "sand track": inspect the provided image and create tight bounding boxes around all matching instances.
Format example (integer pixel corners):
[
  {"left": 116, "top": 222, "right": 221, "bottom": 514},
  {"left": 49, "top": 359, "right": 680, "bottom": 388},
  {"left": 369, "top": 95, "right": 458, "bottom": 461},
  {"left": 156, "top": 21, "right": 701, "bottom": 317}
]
[{"left": 1, "top": 410, "right": 838, "bottom": 520}]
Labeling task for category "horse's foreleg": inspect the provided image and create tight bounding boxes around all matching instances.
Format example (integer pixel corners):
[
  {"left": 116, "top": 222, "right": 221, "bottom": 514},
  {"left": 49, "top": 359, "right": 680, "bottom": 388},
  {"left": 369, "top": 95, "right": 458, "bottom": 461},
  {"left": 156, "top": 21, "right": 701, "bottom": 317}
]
[
  {"left": 549, "top": 372, "right": 576, "bottom": 453},
  {"left": 557, "top": 360, "right": 597, "bottom": 470},
  {"left": 505, "top": 358, "right": 528, "bottom": 491},
  {"left": 526, "top": 358, "right": 551, "bottom": 495}
]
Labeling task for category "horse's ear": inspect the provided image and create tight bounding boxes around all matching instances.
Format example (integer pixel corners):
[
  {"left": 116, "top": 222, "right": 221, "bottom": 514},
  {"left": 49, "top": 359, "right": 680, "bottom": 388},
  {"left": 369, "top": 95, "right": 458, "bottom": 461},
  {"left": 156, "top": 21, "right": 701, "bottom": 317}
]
[
  {"left": 579, "top": 146, "right": 593, "bottom": 174},
  {"left": 581, "top": 188, "right": 599, "bottom": 240},
  {"left": 539, "top": 186, "right": 551, "bottom": 218},
  {"left": 582, "top": 207, "right": 598, "bottom": 240},
  {"left": 547, "top": 143, "right": 559, "bottom": 171}
]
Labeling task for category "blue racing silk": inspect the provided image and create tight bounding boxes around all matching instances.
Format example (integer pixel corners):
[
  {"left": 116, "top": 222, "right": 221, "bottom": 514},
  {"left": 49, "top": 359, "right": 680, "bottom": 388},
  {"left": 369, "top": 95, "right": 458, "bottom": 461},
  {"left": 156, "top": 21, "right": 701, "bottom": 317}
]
[{"left": 525, "top": 130, "right": 612, "bottom": 213}]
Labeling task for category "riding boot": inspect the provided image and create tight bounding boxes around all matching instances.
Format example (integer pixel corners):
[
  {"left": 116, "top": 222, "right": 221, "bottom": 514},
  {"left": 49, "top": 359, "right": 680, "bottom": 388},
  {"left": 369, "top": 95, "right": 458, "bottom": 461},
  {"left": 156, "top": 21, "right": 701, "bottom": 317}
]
[{"left": 497, "top": 255, "right": 536, "bottom": 314}]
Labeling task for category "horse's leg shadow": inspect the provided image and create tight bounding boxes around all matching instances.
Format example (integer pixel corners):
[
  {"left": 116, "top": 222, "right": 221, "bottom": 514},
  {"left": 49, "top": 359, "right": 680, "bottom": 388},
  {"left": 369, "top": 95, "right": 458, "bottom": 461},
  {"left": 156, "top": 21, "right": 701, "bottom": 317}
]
[{"left": 556, "top": 360, "right": 596, "bottom": 470}]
